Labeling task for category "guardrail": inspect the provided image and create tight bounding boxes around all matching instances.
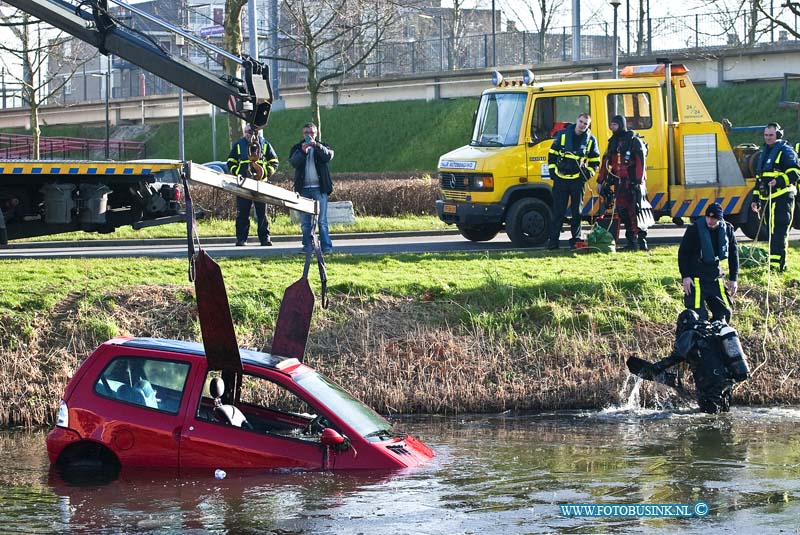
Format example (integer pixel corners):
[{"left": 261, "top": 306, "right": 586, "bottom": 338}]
[{"left": 0, "top": 133, "right": 146, "bottom": 160}]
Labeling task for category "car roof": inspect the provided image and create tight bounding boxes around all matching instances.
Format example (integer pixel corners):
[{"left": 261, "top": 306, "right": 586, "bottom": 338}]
[{"left": 110, "top": 337, "right": 303, "bottom": 372}]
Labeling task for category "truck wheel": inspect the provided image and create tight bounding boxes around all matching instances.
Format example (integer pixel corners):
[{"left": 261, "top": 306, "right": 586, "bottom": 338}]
[
  {"left": 740, "top": 207, "right": 768, "bottom": 241},
  {"left": 506, "top": 198, "right": 551, "bottom": 247},
  {"left": 457, "top": 225, "right": 501, "bottom": 242}
]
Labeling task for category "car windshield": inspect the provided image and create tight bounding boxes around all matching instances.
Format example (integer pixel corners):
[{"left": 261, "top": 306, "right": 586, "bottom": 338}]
[
  {"left": 294, "top": 371, "right": 392, "bottom": 437},
  {"left": 471, "top": 92, "right": 527, "bottom": 147}
]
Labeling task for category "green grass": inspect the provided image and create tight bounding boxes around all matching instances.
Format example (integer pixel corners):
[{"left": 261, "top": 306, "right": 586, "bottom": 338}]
[
  {"left": 3, "top": 245, "right": 798, "bottom": 337},
  {"left": 144, "top": 98, "right": 479, "bottom": 172},
  {"left": 697, "top": 80, "right": 800, "bottom": 146},
  {"left": 19, "top": 214, "right": 448, "bottom": 242}
]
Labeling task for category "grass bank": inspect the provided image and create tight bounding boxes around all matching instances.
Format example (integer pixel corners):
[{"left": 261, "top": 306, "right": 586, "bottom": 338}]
[
  {"left": 144, "top": 79, "right": 800, "bottom": 167},
  {"left": 2, "top": 245, "right": 800, "bottom": 428}
]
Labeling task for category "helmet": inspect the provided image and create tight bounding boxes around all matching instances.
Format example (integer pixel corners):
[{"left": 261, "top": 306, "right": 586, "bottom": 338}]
[{"left": 675, "top": 309, "right": 700, "bottom": 337}]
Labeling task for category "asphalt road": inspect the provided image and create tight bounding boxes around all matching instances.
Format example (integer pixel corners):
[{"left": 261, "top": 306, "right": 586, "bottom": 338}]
[{"left": 0, "top": 224, "right": 765, "bottom": 260}]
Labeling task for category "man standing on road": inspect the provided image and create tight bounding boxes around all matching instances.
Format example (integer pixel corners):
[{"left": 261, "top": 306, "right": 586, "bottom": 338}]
[
  {"left": 227, "top": 124, "right": 279, "bottom": 246},
  {"left": 678, "top": 202, "right": 739, "bottom": 323},
  {"left": 750, "top": 122, "right": 799, "bottom": 272},
  {"left": 547, "top": 113, "right": 600, "bottom": 250},
  {"left": 289, "top": 122, "right": 335, "bottom": 254}
]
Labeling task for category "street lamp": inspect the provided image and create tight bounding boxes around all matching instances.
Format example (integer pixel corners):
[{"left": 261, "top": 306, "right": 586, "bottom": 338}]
[
  {"left": 491, "top": 0, "right": 497, "bottom": 66},
  {"left": 611, "top": 0, "right": 621, "bottom": 79},
  {"left": 90, "top": 55, "right": 112, "bottom": 159},
  {"left": 419, "top": 12, "right": 444, "bottom": 71}
]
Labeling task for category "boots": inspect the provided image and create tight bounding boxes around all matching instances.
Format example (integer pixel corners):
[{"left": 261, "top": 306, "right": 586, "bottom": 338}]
[
  {"left": 637, "top": 230, "right": 648, "bottom": 251},
  {"left": 620, "top": 230, "right": 639, "bottom": 251}
]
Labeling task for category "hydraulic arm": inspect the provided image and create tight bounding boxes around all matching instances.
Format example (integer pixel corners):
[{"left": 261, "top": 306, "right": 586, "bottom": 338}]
[{"left": 3, "top": 0, "right": 272, "bottom": 128}]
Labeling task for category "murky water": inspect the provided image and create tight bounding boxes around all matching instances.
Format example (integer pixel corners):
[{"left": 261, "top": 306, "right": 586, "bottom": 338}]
[{"left": 1, "top": 407, "right": 799, "bottom": 534}]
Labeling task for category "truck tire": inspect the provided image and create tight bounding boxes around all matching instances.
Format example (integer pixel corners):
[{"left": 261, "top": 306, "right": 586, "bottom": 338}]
[
  {"left": 457, "top": 224, "right": 501, "bottom": 242},
  {"left": 505, "top": 198, "right": 551, "bottom": 247},
  {"left": 739, "top": 206, "right": 768, "bottom": 241}
]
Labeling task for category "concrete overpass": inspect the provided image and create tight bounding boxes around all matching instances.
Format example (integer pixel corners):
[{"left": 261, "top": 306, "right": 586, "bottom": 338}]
[{"left": 1, "top": 45, "right": 799, "bottom": 130}]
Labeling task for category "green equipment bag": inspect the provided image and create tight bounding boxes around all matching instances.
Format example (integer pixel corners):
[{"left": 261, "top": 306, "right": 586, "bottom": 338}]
[
  {"left": 739, "top": 245, "right": 768, "bottom": 268},
  {"left": 587, "top": 224, "right": 616, "bottom": 253}
]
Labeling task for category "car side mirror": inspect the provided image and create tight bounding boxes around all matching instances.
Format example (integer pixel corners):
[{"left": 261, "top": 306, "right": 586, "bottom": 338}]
[{"left": 320, "top": 428, "right": 350, "bottom": 452}]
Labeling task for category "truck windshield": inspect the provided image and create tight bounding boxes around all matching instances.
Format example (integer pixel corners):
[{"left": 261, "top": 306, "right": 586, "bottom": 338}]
[
  {"left": 294, "top": 371, "right": 393, "bottom": 438},
  {"left": 471, "top": 92, "right": 527, "bottom": 147}
]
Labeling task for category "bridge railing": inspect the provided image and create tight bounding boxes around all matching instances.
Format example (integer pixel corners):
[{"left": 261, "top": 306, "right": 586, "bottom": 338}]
[{"left": 0, "top": 133, "right": 146, "bottom": 160}]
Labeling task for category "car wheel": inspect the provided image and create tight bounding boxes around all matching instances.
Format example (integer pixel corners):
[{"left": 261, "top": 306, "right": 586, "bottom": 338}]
[
  {"left": 457, "top": 224, "right": 501, "bottom": 242},
  {"left": 56, "top": 442, "right": 121, "bottom": 484},
  {"left": 739, "top": 206, "right": 768, "bottom": 241},
  {"left": 505, "top": 198, "right": 551, "bottom": 247}
]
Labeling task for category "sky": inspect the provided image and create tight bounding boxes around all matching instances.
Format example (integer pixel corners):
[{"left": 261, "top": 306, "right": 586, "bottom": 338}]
[{"left": 449, "top": 0, "right": 732, "bottom": 32}]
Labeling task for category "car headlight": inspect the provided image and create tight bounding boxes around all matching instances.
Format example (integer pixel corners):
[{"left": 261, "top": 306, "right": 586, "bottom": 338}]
[
  {"left": 474, "top": 175, "right": 494, "bottom": 191},
  {"left": 56, "top": 400, "right": 69, "bottom": 428}
]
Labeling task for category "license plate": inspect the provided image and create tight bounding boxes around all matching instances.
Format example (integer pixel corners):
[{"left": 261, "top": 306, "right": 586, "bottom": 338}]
[{"left": 443, "top": 204, "right": 457, "bottom": 214}]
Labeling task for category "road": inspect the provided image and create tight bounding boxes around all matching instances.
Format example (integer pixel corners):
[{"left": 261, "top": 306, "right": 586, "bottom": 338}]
[{"left": 0, "top": 225, "right": 769, "bottom": 260}]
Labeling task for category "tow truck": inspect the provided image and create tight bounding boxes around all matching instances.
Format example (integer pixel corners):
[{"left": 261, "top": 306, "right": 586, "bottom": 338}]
[
  {"left": 0, "top": 0, "right": 307, "bottom": 245},
  {"left": 436, "top": 61, "right": 782, "bottom": 247}
]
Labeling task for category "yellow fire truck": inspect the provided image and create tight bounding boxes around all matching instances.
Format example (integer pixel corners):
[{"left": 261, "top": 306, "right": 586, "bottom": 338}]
[{"left": 435, "top": 61, "right": 770, "bottom": 246}]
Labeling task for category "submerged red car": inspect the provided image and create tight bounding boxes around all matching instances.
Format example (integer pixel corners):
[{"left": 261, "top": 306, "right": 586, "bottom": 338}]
[{"left": 47, "top": 337, "right": 433, "bottom": 473}]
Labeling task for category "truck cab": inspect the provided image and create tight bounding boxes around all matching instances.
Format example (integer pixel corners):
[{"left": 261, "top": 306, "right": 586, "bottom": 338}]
[{"left": 436, "top": 63, "right": 761, "bottom": 247}]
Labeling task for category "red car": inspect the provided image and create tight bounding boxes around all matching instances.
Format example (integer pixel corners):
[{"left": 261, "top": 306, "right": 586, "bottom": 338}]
[{"left": 47, "top": 337, "right": 433, "bottom": 474}]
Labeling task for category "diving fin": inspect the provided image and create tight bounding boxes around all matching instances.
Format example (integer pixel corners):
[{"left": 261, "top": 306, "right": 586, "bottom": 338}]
[
  {"left": 626, "top": 356, "right": 658, "bottom": 379},
  {"left": 626, "top": 356, "right": 693, "bottom": 399}
]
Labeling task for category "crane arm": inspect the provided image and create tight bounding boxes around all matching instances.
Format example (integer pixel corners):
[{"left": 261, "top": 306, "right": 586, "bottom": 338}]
[{"left": 3, "top": 0, "right": 272, "bottom": 128}]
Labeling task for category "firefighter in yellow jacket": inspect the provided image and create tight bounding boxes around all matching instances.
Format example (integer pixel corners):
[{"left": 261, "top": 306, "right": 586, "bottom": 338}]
[
  {"left": 227, "top": 124, "right": 280, "bottom": 246},
  {"left": 750, "top": 122, "right": 799, "bottom": 271},
  {"left": 547, "top": 113, "right": 601, "bottom": 250}
]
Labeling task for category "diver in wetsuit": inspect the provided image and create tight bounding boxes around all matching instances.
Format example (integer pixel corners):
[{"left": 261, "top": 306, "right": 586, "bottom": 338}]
[{"left": 627, "top": 309, "right": 750, "bottom": 414}]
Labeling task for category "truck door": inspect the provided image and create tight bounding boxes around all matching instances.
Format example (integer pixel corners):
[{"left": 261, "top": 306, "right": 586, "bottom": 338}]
[{"left": 528, "top": 94, "right": 593, "bottom": 182}]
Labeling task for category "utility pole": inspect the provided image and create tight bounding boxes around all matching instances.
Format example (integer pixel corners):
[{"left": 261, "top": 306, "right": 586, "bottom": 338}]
[
  {"left": 248, "top": 0, "right": 258, "bottom": 59},
  {"left": 105, "top": 55, "right": 111, "bottom": 159},
  {"left": 572, "top": 0, "right": 581, "bottom": 62},
  {"left": 491, "top": 0, "right": 496, "bottom": 66},
  {"left": 270, "top": 0, "right": 279, "bottom": 99}
]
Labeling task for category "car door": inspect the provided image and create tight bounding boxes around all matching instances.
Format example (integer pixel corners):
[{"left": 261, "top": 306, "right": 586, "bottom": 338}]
[
  {"left": 86, "top": 350, "right": 195, "bottom": 468},
  {"left": 178, "top": 368, "right": 325, "bottom": 469}
]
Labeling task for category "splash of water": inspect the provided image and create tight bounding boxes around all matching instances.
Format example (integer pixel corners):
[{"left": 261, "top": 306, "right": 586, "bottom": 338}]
[{"left": 618, "top": 373, "right": 642, "bottom": 411}]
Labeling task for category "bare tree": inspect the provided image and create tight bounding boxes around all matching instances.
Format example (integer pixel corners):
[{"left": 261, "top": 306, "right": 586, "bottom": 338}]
[
  {"left": 222, "top": 0, "right": 248, "bottom": 145},
  {"left": 501, "top": 0, "right": 564, "bottom": 62},
  {"left": 0, "top": 10, "right": 89, "bottom": 159},
  {"left": 265, "top": 0, "right": 400, "bottom": 135},
  {"left": 688, "top": 0, "right": 762, "bottom": 45},
  {"left": 754, "top": 0, "right": 800, "bottom": 40}
]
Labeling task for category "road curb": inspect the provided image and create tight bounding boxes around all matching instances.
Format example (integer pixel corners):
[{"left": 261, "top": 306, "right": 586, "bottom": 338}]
[{"left": 4, "top": 229, "right": 462, "bottom": 249}]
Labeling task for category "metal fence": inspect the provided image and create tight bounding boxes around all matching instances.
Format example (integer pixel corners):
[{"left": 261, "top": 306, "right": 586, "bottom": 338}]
[
  {"left": 30, "top": 8, "right": 800, "bottom": 112},
  {"left": 0, "top": 133, "right": 146, "bottom": 160},
  {"left": 324, "top": 10, "right": 798, "bottom": 83}
]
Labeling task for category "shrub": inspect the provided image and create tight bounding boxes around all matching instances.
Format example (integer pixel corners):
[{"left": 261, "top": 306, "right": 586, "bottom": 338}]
[{"left": 190, "top": 173, "right": 441, "bottom": 219}]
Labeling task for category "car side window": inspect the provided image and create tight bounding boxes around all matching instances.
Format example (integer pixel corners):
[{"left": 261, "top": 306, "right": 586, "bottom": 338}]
[
  {"left": 606, "top": 92, "right": 653, "bottom": 130},
  {"left": 196, "top": 371, "right": 326, "bottom": 440},
  {"left": 94, "top": 356, "right": 190, "bottom": 414},
  {"left": 531, "top": 95, "right": 591, "bottom": 142}
]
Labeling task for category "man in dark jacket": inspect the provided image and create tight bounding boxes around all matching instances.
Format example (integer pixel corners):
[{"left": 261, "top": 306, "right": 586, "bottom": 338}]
[
  {"left": 227, "top": 124, "right": 279, "bottom": 246},
  {"left": 596, "top": 115, "right": 648, "bottom": 251},
  {"left": 750, "top": 122, "right": 799, "bottom": 271},
  {"left": 289, "top": 122, "right": 334, "bottom": 253},
  {"left": 547, "top": 113, "right": 601, "bottom": 250},
  {"left": 678, "top": 202, "right": 739, "bottom": 322}
]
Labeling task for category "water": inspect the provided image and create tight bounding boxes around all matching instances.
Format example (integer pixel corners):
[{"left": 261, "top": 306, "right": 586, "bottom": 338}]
[{"left": 1, "top": 407, "right": 799, "bottom": 534}]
